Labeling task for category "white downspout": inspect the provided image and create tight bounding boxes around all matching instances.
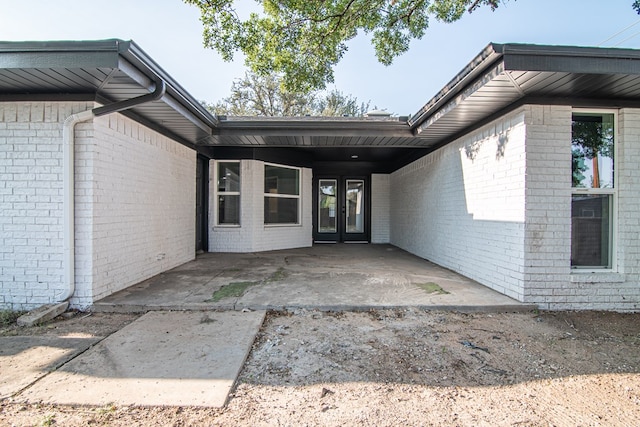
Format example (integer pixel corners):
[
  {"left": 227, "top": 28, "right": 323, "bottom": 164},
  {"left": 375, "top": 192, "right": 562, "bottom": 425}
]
[
  {"left": 58, "top": 110, "right": 95, "bottom": 302},
  {"left": 57, "top": 78, "right": 166, "bottom": 304}
]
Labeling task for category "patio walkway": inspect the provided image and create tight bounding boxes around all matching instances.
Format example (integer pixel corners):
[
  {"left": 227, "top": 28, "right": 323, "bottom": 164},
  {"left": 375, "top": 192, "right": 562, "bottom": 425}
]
[
  {"left": 93, "top": 244, "right": 533, "bottom": 313},
  {"left": 8, "top": 245, "right": 533, "bottom": 409}
]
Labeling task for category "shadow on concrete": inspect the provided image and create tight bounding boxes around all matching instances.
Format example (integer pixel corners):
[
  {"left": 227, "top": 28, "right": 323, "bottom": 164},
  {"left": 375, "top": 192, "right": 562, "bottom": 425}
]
[{"left": 0, "top": 336, "right": 100, "bottom": 399}]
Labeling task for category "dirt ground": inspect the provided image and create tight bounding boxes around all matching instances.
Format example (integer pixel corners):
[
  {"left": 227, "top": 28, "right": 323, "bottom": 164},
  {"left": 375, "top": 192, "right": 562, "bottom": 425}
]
[{"left": 1, "top": 309, "right": 639, "bottom": 426}]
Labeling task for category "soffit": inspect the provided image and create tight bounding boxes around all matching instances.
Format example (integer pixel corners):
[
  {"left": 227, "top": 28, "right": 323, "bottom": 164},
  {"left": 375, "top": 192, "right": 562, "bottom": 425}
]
[
  {"left": 0, "top": 40, "right": 216, "bottom": 147},
  {"left": 410, "top": 43, "right": 640, "bottom": 148},
  {"left": 2, "top": 41, "right": 640, "bottom": 162}
]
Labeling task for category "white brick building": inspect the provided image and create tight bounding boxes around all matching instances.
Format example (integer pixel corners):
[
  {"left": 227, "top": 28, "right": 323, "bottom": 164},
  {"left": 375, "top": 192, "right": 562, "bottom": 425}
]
[{"left": 1, "top": 40, "right": 639, "bottom": 311}]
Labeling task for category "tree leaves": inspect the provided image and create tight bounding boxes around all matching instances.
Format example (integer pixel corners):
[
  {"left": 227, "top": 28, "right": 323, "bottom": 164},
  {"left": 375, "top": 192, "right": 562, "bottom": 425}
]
[
  {"left": 185, "top": 0, "right": 508, "bottom": 92},
  {"left": 185, "top": 0, "right": 639, "bottom": 92}
]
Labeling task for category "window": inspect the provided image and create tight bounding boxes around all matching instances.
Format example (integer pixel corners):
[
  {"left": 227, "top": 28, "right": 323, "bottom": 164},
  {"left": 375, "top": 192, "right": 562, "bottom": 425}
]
[
  {"left": 216, "top": 161, "right": 240, "bottom": 225},
  {"left": 264, "top": 164, "right": 300, "bottom": 224},
  {"left": 571, "top": 111, "right": 615, "bottom": 269}
]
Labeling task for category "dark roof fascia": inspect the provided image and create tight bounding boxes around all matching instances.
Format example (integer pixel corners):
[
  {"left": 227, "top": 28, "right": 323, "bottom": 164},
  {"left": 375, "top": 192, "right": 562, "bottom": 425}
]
[
  {"left": 0, "top": 39, "right": 218, "bottom": 135},
  {"left": 116, "top": 40, "right": 218, "bottom": 131},
  {"left": 0, "top": 39, "right": 121, "bottom": 68},
  {"left": 523, "top": 95, "right": 640, "bottom": 109},
  {"left": 408, "top": 43, "right": 640, "bottom": 132},
  {"left": 0, "top": 93, "right": 96, "bottom": 102},
  {"left": 216, "top": 118, "right": 414, "bottom": 137},
  {"left": 499, "top": 43, "right": 640, "bottom": 75},
  {"left": 407, "top": 43, "right": 503, "bottom": 129}
]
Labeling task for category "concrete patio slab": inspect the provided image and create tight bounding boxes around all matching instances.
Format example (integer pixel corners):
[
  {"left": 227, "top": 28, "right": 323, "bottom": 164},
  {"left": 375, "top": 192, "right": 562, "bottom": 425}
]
[
  {"left": 94, "top": 244, "right": 534, "bottom": 313},
  {"left": 17, "top": 310, "right": 265, "bottom": 407},
  {"left": 0, "top": 335, "right": 100, "bottom": 399}
]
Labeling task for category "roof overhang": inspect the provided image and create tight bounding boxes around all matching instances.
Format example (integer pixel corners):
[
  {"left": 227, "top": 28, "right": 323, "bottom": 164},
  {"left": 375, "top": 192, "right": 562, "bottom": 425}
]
[
  {"left": 408, "top": 43, "right": 640, "bottom": 149},
  {"left": 2, "top": 41, "right": 640, "bottom": 171},
  {"left": 0, "top": 39, "right": 217, "bottom": 147}
]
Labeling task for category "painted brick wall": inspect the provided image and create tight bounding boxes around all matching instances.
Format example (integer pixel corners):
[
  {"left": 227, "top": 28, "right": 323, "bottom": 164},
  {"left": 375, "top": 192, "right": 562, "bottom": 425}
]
[
  {"left": 371, "top": 174, "right": 390, "bottom": 243},
  {"left": 80, "top": 114, "right": 196, "bottom": 304},
  {"left": 523, "top": 106, "right": 640, "bottom": 311},
  {"left": 615, "top": 108, "right": 640, "bottom": 310},
  {"left": 390, "top": 104, "right": 640, "bottom": 311},
  {"left": 522, "top": 105, "right": 573, "bottom": 308},
  {"left": 0, "top": 102, "right": 94, "bottom": 310},
  {"left": 390, "top": 109, "right": 527, "bottom": 300},
  {"left": 208, "top": 159, "right": 312, "bottom": 252},
  {"left": 1, "top": 101, "right": 195, "bottom": 310}
]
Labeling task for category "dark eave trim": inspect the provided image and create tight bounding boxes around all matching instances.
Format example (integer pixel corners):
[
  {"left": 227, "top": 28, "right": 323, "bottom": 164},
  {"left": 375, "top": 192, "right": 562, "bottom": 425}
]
[
  {"left": 499, "top": 43, "right": 640, "bottom": 75},
  {"left": 216, "top": 119, "right": 414, "bottom": 138},
  {"left": 0, "top": 39, "right": 219, "bottom": 140},
  {"left": 0, "top": 39, "right": 120, "bottom": 69},
  {"left": 117, "top": 40, "right": 218, "bottom": 129},
  {"left": 0, "top": 93, "right": 96, "bottom": 102},
  {"left": 408, "top": 43, "right": 503, "bottom": 128},
  {"left": 409, "top": 43, "right": 640, "bottom": 133}
]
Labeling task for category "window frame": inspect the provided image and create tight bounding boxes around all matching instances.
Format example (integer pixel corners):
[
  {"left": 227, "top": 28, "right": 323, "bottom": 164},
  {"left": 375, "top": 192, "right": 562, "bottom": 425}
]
[
  {"left": 570, "top": 108, "right": 618, "bottom": 272},
  {"left": 214, "top": 160, "right": 241, "bottom": 227},
  {"left": 264, "top": 162, "right": 302, "bottom": 226}
]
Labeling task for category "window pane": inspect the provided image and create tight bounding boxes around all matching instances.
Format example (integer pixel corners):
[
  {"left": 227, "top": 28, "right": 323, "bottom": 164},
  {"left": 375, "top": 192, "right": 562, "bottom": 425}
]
[
  {"left": 571, "top": 194, "right": 611, "bottom": 268},
  {"left": 572, "top": 113, "right": 614, "bottom": 189},
  {"left": 346, "top": 180, "right": 365, "bottom": 233},
  {"left": 318, "top": 179, "right": 337, "bottom": 233},
  {"left": 218, "top": 195, "right": 240, "bottom": 225},
  {"left": 264, "top": 197, "right": 298, "bottom": 224},
  {"left": 265, "top": 165, "right": 299, "bottom": 195},
  {"left": 218, "top": 162, "right": 240, "bottom": 192}
]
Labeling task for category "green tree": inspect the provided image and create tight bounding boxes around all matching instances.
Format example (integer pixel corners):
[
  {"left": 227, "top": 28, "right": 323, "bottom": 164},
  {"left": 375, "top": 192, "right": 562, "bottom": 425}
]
[
  {"left": 207, "top": 71, "right": 373, "bottom": 116},
  {"left": 186, "top": 1, "right": 640, "bottom": 92},
  {"left": 184, "top": 0, "right": 503, "bottom": 93}
]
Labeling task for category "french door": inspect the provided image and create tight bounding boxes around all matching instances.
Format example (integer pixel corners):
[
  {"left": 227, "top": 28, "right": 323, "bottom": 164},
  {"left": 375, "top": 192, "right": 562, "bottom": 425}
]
[{"left": 313, "top": 176, "right": 369, "bottom": 242}]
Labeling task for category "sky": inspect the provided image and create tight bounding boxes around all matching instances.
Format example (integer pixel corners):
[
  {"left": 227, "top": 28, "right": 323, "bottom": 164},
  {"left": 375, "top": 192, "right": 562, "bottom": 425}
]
[{"left": 1, "top": 0, "right": 640, "bottom": 116}]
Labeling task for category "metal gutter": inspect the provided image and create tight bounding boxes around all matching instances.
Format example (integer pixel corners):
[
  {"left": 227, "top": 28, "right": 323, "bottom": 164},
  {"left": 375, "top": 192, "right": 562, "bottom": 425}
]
[
  {"left": 59, "top": 81, "right": 169, "bottom": 303},
  {"left": 408, "top": 42, "right": 640, "bottom": 134},
  {"left": 116, "top": 40, "right": 218, "bottom": 130},
  {"left": 59, "top": 110, "right": 94, "bottom": 303},
  {"left": 55, "top": 40, "right": 212, "bottom": 304},
  {"left": 93, "top": 79, "right": 166, "bottom": 116},
  {"left": 408, "top": 43, "right": 504, "bottom": 129},
  {"left": 0, "top": 39, "right": 219, "bottom": 135}
]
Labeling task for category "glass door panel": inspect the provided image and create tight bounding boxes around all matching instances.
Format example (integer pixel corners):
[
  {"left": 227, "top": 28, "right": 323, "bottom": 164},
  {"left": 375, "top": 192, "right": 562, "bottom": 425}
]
[
  {"left": 318, "top": 179, "right": 337, "bottom": 233},
  {"left": 345, "top": 180, "right": 365, "bottom": 234}
]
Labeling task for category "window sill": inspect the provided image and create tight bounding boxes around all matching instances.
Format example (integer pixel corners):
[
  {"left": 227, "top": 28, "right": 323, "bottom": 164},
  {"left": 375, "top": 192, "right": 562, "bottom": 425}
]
[
  {"left": 264, "top": 223, "right": 302, "bottom": 228},
  {"left": 570, "top": 271, "right": 625, "bottom": 283},
  {"left": 213, "top": 225, "right": 241, "bottom": 230}
]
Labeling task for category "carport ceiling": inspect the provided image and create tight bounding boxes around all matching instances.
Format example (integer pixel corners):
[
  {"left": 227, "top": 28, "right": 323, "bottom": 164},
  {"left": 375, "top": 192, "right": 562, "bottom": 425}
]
[{"left": 206, "top": 44, "right": 640, "bottom": 153}]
